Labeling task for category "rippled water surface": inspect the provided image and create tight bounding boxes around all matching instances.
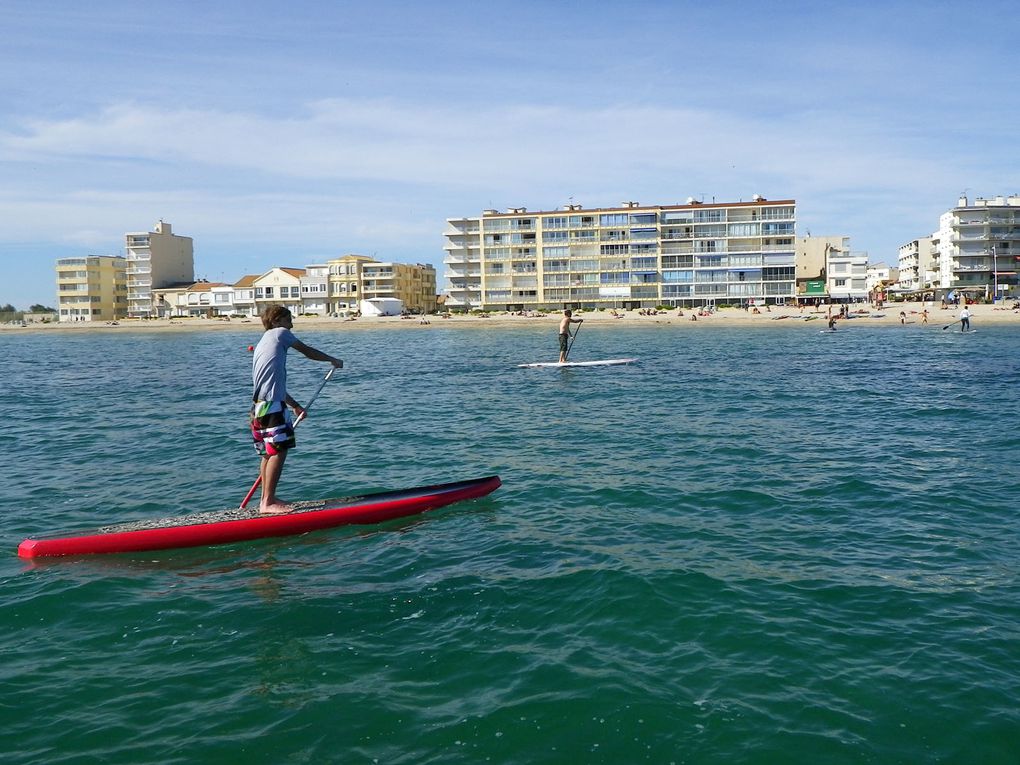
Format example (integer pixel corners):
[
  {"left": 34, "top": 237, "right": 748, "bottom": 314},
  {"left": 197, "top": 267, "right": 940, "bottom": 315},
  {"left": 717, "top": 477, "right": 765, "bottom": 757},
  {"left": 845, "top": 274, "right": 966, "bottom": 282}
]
[{"left": 3, "top": 322, "right": 1019, "bottom": 763}]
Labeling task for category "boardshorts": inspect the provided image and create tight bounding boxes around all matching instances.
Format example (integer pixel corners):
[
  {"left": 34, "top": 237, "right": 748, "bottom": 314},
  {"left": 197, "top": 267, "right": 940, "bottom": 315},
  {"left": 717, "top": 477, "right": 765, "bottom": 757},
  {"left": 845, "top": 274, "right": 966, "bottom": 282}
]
[
  {"left": 559, "top": 333, "right": 569, "bottom": 353},
  {"left": 251, "top": 400, "right": 295, "bottom": 456}
]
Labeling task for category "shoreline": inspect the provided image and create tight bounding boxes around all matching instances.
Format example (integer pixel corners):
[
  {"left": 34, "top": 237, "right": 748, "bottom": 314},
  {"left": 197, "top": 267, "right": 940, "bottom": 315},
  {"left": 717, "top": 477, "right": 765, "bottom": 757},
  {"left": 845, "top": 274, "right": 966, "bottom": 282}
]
[{"left": 5, "top": 301, "right": 1020, "bottom": 333}]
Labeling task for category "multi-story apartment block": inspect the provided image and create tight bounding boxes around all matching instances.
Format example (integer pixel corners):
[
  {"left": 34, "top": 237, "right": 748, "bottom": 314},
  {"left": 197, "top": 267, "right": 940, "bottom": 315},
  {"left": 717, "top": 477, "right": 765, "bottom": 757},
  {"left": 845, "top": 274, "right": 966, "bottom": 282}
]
[
  {"left": 897, "top": 237, "right": 935, "bottom": 291},
  {"left": 443, "top": 198, "right": 796, "bottom": 311},
  {"left": 795, "top": 236, "right": 849, "bottom": 301},
  {"left": 325, "top": 254, "right": 436, "bottom": 314},
  {"left": 361, "top": 261, "right": 437, "bottom": 314},
  {"left": 327, "top": 254, "right": 376, "bottom": 314},
  {"left": 55, "top": 255, "right": 127, "bottom": 322},
  {"left": 933, "top": 195, "right": 1020, "bottom": 301},
  {"left": 300, "top": 265, "right": 330, "bottom": 316},
  {"left": 125, "top": 220, "right": 194, "bottom": 318},
  {"left": 826, "top": 248, "right": 869, "bottom": 302}
]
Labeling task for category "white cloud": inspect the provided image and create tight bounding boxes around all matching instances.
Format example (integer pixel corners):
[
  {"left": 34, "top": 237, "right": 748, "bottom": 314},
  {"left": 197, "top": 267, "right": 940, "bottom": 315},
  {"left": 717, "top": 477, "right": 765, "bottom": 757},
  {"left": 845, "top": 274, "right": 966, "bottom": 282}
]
[{"left": 0, "top": 99, "right": 955, "bottom": 196}]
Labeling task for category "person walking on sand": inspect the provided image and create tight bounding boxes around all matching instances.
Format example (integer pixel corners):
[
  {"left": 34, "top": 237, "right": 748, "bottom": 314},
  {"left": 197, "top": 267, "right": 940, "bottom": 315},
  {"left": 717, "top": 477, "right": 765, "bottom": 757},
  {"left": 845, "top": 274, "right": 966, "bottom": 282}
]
[
  {"left": 559, "top": 309, "right": 583, "bottom": 362},
  {"left": 921, "top": 309, "right": 929, "bottom": 325},
  {"left": 251, "top": 305, "right": 343, "bottom": 514},
  {"left": 959, "top": 305, "right": 971, "bottom": 332}
]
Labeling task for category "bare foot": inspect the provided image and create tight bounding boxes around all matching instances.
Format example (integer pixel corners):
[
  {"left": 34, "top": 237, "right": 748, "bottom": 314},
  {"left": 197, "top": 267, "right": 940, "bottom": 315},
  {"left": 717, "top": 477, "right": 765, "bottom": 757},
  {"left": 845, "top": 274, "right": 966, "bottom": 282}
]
[{"left": 258, "top": 501, "right": 293, "bottom": 515}]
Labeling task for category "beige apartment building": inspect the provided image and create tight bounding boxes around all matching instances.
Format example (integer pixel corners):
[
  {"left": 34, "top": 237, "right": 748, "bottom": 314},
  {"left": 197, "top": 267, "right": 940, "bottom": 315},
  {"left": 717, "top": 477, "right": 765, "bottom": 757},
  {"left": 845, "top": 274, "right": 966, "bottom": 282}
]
[
  {"left": 126, "top": 220, "right": 194, "bottom": 318},
  {"left": 55, "top": 255, "right": 127, "bottom": 322},
  {"left": 327, "top": 254, "right": 436, "bottom": 314},
  {"left": 361, "top": 261, "right": 437, "bottom": 313},
  {"left": 443, "top": 197, "right": 797, "bottom": 311}
]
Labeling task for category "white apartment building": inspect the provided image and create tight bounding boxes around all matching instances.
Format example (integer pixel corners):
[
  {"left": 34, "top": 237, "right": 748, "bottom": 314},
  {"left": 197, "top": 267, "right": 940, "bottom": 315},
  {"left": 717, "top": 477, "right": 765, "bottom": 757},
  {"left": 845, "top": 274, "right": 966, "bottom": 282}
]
[
  {"left": 866, "top": 264, "right": 897, "bottom": 293},
  {"left": 826, "top": 248, "right": 869, "bottom": 302},
  {"left": 444, "top": 198, "right": 796, "bottom": 311},
  {"left": 300, "top": 265, "right": 330, "bottom": 316},
  {"left": 933, "top": 195, "right": 1020, "bottom": 301},
  {"left": 126, "top": 220, "right": 194, "bottom": 318},
  {"left": 897, "top": 237, "right": 935, "bottom": 291}
]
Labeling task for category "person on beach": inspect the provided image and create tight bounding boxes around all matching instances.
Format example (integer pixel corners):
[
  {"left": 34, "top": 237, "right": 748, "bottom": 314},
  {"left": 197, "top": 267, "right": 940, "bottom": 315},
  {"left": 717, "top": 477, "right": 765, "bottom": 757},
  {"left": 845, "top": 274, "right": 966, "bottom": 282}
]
[
  {"left": 559, "top": 309, "right": 583, "bottom": 362},
  {"left": 921, "top": 309, "right": 929, "bottom": 325},
  {"left": 959, "top": 306, "right": 971, "bottom": 332},
  {"left": 251, "top": 305, "right": 343, "bottom": 514}
]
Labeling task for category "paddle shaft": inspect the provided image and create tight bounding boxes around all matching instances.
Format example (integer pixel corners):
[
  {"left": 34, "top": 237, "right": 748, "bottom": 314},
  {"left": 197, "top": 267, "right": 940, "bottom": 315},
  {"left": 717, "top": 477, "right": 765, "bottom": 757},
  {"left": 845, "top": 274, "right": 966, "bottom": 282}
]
[
  {"left": 565, "top": 322, "right": 581, "bottom": 360},
  {"left": 942, "top": 319, "right": 962, "bottom": 330},
  {"left": 239, "top": 367, "right": 337, "bottom": 509}
]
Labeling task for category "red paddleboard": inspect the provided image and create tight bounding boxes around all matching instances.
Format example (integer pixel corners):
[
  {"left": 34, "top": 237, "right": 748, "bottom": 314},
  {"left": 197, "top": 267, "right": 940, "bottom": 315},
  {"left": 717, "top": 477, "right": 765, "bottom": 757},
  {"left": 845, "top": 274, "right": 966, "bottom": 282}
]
[{"left": 18, "top": 476, "right": 501, "bottom": 559}]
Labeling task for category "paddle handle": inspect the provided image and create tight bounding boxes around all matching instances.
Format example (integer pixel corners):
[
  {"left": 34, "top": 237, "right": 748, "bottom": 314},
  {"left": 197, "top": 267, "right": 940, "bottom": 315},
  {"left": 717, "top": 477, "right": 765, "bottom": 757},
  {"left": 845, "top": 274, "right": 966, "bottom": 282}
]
[
  {"left": 565, "top": 322, "right": 581, "bottom": 360},
  {"left": 239, "top": 367, "right": 337, "bottom": 509}
]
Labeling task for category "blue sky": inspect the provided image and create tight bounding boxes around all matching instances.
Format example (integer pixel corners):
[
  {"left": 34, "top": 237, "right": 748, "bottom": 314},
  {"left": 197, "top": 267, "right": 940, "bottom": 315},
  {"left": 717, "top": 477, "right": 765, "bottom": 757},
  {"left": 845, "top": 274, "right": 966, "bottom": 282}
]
[{"left": 2, "top": 0, "right": 1018, "bottom": 309}]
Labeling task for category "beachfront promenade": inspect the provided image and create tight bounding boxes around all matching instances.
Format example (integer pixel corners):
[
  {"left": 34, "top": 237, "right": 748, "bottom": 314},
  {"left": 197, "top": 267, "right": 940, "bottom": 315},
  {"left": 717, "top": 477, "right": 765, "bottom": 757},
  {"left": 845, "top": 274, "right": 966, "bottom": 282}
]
[{"left": 8, "top": 301, "right": 1020, "bottom": 333}]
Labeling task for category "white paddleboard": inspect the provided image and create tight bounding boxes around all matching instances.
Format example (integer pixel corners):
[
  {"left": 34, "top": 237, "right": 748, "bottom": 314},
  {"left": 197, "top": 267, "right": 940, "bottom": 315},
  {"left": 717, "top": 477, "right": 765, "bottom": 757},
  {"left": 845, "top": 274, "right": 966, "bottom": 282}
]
[{"left": 517, "top": 358, "right": 638, "bottom": 368}]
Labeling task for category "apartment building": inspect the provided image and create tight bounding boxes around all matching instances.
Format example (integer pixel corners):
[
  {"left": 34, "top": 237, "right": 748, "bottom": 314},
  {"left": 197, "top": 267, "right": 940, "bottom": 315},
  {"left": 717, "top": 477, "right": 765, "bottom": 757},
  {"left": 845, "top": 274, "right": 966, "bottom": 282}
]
[
  {"left": 55, "top": 255, "right": 127, "bottom": 322},
  {"left": 795, "top": 235, "right": 848, "bottom": 301},
  {"left": 326, "top": 254, "right": 436, "bottom": 314},
  {"left": 361, "top": 261, "right": 437, "bottom": 314},
  {"left": 327, "top": 254, "right": 376, "bottom": 314},
  {"left": 933, "top": 195, "right": 1020, "bottom": 301},
  {"left": 826, "top": 248, "right": 869, "bottom": 302},
  {"left": 443, "top": 198, "right": 796, "bottom": 311},
  {"left": 897, "top": 237, "right": 935, "bottom": 291},
  {"left": 125, "top": 220, "right": 194, "bottom": 317},
  {"left": 300, "top": 265, "right": 330, "bottom": 315}
]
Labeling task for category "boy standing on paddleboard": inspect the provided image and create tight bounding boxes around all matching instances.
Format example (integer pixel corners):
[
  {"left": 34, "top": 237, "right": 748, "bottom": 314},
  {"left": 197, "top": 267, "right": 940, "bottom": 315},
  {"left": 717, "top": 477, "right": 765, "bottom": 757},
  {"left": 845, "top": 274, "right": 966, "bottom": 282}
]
[
  {"left": 559, "top": 309, "right": 583, "bottom": 363},
  {"left": 251, "top": 305, "right": 343, "bottom": 514}
]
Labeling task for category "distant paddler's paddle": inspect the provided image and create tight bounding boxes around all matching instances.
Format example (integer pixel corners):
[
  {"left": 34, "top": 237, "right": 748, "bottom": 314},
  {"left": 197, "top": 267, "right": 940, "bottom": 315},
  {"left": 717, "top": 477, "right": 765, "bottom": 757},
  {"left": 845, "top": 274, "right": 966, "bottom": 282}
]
[
  {"left": 941, "top": 319, "right": 962, "bottom": 331},
  {"left": 239, "top": 366, "right": 337, "bottom": 509},
  {"left": 565, "top": 321, "right": 582, "bottom": 361}
]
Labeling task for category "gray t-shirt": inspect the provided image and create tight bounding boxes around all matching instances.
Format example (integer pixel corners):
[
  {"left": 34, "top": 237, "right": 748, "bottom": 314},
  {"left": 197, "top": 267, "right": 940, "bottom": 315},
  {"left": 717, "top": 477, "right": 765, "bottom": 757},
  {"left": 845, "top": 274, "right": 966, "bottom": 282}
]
[{"left": 252, "top": 327, "right": 297, "bottom": 402}]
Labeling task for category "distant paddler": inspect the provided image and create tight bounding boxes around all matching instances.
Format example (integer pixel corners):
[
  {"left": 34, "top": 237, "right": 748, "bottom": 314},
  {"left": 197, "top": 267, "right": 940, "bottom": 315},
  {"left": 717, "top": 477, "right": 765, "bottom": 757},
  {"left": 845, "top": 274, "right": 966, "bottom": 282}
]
[{"left": 559, "top": 309, "right": 583, "bottom": 362}]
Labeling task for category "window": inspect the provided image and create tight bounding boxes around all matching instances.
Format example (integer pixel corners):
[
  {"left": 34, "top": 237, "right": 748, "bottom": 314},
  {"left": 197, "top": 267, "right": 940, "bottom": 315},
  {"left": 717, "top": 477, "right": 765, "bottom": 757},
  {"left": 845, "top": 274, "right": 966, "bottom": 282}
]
[
  {"left": 835, "top": 278, "right": 847, "bottom": 286},
  {"left": 599, "top": 213, "right": 629, "bottom": 227}
]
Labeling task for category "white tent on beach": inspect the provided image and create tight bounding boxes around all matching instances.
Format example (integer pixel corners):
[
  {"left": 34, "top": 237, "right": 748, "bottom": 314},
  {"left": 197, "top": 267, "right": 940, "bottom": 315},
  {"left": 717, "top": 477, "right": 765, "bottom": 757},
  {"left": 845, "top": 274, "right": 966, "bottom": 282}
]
[{"left": 359, "top": 298, "right": 403, "bottom": 316}]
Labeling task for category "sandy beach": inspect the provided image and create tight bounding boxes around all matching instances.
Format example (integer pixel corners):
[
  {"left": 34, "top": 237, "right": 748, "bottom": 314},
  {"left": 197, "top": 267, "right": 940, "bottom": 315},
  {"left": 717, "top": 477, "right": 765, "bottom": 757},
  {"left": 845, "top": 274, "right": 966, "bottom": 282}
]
[{"left": 7, "top": 301, "right": 1020, "bottom": 333}]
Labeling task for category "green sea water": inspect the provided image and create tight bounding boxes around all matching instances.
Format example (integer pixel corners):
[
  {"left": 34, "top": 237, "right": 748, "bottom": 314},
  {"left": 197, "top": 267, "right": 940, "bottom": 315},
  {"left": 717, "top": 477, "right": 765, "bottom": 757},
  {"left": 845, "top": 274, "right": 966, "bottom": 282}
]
[{"left": 3, "top": 321, "right": 1019, "bottom": 764}]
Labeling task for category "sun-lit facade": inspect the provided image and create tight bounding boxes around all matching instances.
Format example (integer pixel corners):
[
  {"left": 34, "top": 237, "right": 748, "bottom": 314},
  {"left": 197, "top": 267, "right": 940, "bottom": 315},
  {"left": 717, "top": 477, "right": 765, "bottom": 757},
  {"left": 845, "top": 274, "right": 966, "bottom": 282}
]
[
  {"left": 444, "top": 198, "right": 796, "bottom": 311},
  {"left": 126, "top": 220, "right": 194, "bottom": 318},
  {"left": 55, "top": 255, "right": 127, "bottom": 322},
  {"left": 933, "top": 195, "right": 1020, "bottom": 301}
]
